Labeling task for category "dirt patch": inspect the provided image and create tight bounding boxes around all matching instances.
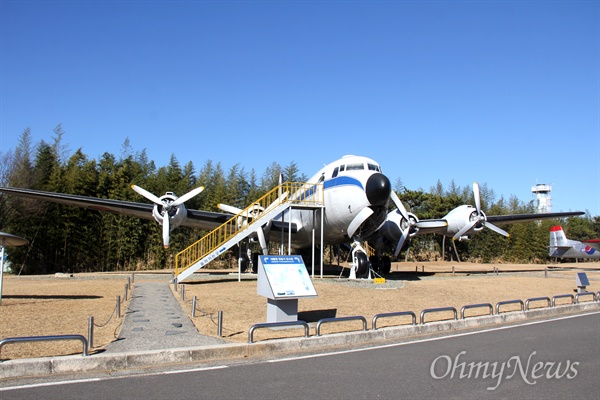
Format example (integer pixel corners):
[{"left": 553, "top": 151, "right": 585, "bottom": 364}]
[
  {"left": 0, "top": 274, "right": 131, "bottom": 360},
  {"left": 1, "top": 261, "right": 598, "bottom": 360}
]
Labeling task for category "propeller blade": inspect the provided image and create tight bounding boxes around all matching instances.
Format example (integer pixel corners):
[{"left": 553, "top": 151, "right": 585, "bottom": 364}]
[
  {"left": 172, "top": 186, "right": 204, "bottom": 206},
  {"left": 394, "top": 230, "right": 409, "bottom": 257},
  {"left": 390, "top": 191, "right": 410, "bottom": 222},
  {"left": 131, "top": 185, "right": 163, "bottom": 205},
  {"left": 218, "top": 204, "right": 242, "bottom": 214},
  {"left": 278, "top": 172, "right": 283, "bottom": 199},
  {"left": 162, "top": 215, "right": 170, "bottom": 248},
  {"left": 256, "top": 228, "right": 269, "bottom": 255},
  {"left": 453, "top": 220, "right": 477, "bottom": 241},
  {"left": 473, "top": 182, "right": 481, "bottom": 215},
  {"left": 347, "top": 207, "right": 374, "bottom": 238},
  {"left": 485, "top": 222, "right": 510, "bottom": 237}
]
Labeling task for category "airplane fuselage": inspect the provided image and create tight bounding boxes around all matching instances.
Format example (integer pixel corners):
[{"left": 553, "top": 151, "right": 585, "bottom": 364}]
[
  {"left": 549, "top": 226, "right": 600, "bottom": 259},
  {"left": 266, "top": 155, "right": 391, "bottom": 249}
]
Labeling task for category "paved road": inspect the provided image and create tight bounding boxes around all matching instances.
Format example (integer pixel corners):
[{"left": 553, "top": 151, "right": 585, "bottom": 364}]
[{"left": 3, "top": 312, "right": 599, "bottom": 399}]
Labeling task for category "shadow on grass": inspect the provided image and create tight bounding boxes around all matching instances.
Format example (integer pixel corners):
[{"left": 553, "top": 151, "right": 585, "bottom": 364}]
[
  {"left": 2, "top": 294, "right": 102, "bottom": 300},
  {"left": 298, "top": 309, "right": 337, "bottom": 323}
]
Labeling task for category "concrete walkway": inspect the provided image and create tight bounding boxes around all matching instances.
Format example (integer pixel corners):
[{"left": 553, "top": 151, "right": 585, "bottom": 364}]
[{"left": 105, "top": 281, "right": 225, "bottom": 353}]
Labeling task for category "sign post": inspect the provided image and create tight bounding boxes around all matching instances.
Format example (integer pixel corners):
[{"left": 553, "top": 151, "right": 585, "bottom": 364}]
[{"left": 257, "top": 255, "right": 317, "bottom": 323}]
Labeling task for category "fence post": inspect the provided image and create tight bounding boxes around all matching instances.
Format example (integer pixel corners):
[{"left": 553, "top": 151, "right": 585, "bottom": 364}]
[
  {"left": 192, "top": 296, "right": 197, "bottom": 318},
  {"left": 116, "top": 295, "right": 121, "bottom": 319},
  {"left": 181, "top": 284, "right": 185, "bottom": 301},
  {"left": 217, "top": 311, "right": 223, "bottom": 337},
  {"left": 124, "top": 283, "right": 128, "bottom": 301},
  {"left": 88, "top": 316, "right": 94, "bottom": 350}
]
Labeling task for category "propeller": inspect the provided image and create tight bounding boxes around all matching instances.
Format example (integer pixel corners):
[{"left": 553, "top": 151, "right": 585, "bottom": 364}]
[
  {"left": 389, "top": 191, "right": 413, "bottom": 256},
  {"left": 218, "top": 175, "right": 288, "bottom": 256},
  {"left": 131, "top": 185, "right": 204, "bottom": 248},
  {"left": 452, "top": 182, "right": 509, "bottom": 241},
  {"left": 387, "top": 191, "right": 448, "bottom": 257},
  {"left": 217, "top": 203, "right": 270, "bottom": 254}
]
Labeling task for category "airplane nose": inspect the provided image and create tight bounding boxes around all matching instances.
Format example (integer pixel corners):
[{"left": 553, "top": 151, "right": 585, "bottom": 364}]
[{"left": 365, "top": 173, "right": 391, "bottom": 206}]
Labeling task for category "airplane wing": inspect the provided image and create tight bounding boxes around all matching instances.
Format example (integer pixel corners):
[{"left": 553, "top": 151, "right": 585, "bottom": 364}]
[
  {"left": 0, "top": 187, "right": 231, "bottom": 231},
  {"left": 413, "top": 211, "right": 585, "bottom": 236},
  {"left": 409, "top": 219, "right": 449, "bottom": 235},
  {"left": 486, "top": 211, "right": 585, "bottom": 225}
]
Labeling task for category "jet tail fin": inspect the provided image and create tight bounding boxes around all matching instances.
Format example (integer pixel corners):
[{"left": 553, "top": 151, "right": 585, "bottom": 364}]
[{"left": 549, "top": 226, "right": 570, "bottom": 256}]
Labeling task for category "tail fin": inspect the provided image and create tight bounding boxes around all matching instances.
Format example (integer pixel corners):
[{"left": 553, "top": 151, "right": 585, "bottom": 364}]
[{"left": 549, "top": 226, "right": 569, "bottom": 255}]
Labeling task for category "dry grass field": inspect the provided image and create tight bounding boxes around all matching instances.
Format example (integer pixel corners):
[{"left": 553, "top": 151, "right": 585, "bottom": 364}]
[{"left": 1, "top": 261, "right": 598, "bottom": 361}]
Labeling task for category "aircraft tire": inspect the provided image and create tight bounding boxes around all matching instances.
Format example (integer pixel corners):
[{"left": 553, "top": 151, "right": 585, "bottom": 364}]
[
  {"left": 369, "top": 255, "right": 380, "bottom": 274},
  {"left": 380, "top": 256, "right": 391, "bottom": 275},
  {"left": 356, "top": 252, "right": 370, "bottom": 279},
  {"left": 239, "top": 252, "right": 249, "bottom": 272},
  {"left": 251, "top": 252, "right": 260, "bottom": 273}
]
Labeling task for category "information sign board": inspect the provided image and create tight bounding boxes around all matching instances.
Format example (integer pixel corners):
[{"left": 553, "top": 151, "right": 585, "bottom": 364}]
[{"left": 257, "top": 255, "right": 317, "bottom": 300}]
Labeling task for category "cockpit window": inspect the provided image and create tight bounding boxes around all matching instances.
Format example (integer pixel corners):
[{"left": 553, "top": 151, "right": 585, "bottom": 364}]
[
  {"left": 339, "top": 165, "right": 345, "bottom": 172},
  {"left": 367, "top": 163, "right": 381, "bottom": 172},
  {"left": 346, "top": 163, "right": 364, "bottom": 171},
  {"left": 332, "top": 167, "right": 339, "bottom": 178}
]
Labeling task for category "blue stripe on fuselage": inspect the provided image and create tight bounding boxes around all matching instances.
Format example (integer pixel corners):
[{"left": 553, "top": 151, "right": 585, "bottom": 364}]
[{"left": 323, "top": 176, "right": 364, "bottom": 191}]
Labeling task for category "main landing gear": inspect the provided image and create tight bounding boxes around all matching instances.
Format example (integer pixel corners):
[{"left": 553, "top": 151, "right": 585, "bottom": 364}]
[
  {"left": 350, "top": 242, "right": 370, "bottom": 279},
  {"left": 349, "top": 242, "right": 392, "bottom": 279},
  {"left": 369, "top": 255, "right": 391, "bottom": 275}
]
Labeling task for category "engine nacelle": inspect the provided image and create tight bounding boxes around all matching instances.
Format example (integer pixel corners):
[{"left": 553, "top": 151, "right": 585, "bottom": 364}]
[
  {"left": 444, "top": 205, "right": 485, "bottom": 238},
  {"left": 151, "top": 192, "right": 186, "bottom": 232},
  {"left": 381, "top": 209, "right": 421, "bottom": 243}
]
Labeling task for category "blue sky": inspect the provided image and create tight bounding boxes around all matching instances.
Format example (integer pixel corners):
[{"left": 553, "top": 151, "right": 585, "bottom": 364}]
[{"left": 1, "top": 1, "right": 599, "bottom": 216}]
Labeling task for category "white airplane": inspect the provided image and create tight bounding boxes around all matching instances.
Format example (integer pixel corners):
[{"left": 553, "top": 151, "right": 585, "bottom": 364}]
[
  {"left": 0, "top": 155, "right": 585, "bottom": 278},
  {"left": 549, "top": 225, "right": 600, "bottom": 260}
]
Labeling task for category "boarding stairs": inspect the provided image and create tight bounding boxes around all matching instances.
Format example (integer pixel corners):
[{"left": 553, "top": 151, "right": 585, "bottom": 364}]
[{"left": 175, "top": 182, "right": 324, "bottom": 282}]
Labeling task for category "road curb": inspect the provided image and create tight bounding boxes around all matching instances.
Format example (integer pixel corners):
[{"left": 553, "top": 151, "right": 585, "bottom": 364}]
[{"left": 1, "top": 302, "right": 598, "bottom": 380}]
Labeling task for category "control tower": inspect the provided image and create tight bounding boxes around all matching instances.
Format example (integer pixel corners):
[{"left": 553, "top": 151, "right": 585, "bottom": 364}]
[{"left": 531, "top": 183, "right": 552, "bottom": 213}]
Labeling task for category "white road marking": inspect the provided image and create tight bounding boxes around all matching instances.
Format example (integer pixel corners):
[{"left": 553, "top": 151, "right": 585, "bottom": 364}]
[
  {"left": 0, "top": 365, "right": 228, "bottom": 392},
  {"left": 267, "top": 311, "right": 600, "bottom": 363}
]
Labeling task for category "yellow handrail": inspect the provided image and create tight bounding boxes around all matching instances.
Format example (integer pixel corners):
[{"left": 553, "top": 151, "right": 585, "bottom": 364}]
[
  {"left": 175, "top": 182, "right": 323, "bottom": 276},
  {"left": 362, "top": 241, "right": 375, "bottom": 258}
]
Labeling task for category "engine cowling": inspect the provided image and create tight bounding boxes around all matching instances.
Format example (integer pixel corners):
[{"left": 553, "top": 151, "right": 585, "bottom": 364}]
[{"left": 151, "top": 192, "right": 187, "bottom": 232}]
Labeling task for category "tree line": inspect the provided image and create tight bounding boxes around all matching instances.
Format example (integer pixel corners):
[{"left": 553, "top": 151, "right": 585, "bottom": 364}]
[{"left": 1, "top": 126, "right": 598, "bottom": 274}]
